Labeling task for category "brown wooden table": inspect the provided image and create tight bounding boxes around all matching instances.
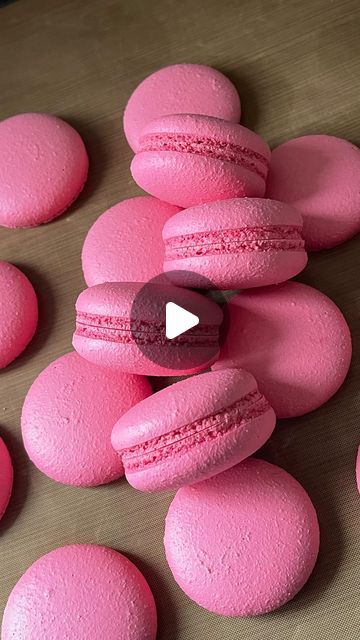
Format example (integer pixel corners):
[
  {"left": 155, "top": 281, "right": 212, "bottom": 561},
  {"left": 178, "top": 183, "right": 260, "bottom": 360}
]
[{"left": 1, "top": 1, "right": 359, "bottom": 638}]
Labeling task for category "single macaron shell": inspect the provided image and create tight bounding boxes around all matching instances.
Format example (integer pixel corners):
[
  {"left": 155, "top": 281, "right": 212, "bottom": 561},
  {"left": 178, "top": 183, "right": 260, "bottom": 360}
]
[
  {"left": 1, "top": 545, "right": 157, "bottom": 640},
  {"left": 163, "top": 198, "right": 307, "bottom": 289},
  {"left": 164, "top": 459, "right": 320, "bottom": 617},
  {"left": 266, "top": 135, "right": 360, "bottom": 251},
  {"left": 0, "top": 261, "right": 38, "bottom": 368},
  {"left": 0, "top": 113, "right": 88, "bottom": 228},
  {"left": 213, "top": 282, "right": 352, "bottom": 418},
  {"left": 82, "top": 196, "right": 181, "bottom": 286},
  {"left": 73, "top": 282, "right": 223, "bottom": 376},
  {"left": 131, "top": 114, "right": 270, "bottom": 208},
  {"left": 123, "top": 63, "right": 241, "bottom": 152},
  {"left": 111, "top": 368, "right": 276, "bottom": 493},
  {"left": 21, "top": 352, "right": 151, "bottom": 487},
  {"left": 0, "top": 438, "right": 13, "bottom": 521}
]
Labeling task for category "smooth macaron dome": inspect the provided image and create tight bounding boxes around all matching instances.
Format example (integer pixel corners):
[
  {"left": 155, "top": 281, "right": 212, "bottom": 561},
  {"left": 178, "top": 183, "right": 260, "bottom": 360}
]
[
  {"left": 82, "top": 196, "right": 181, "bottom": 286},
  {"left": 164, "top": 459, "right": 320, "bottom": 617},
  {"left": 213, "top": 281, "right": 352, "bottom": 418},
  {"left": 111, "top": 368, "right": 276, "bottom": 492},
  {"left": 0, "top": 261, "right": 38, "bottom": 368},
  {"left": 266, "top": 134, "right": 360, "bottom": 251},
  {"left": 73, "top": 281, "right": 223, "bottom": 376},
  {"left": 21, "top": 352, "right": 151, "bottom": 487},
  {"left": 0, "top": 113, "right": 88, "bottom": 228},
  {"left": 131, "top": 114, "right": 270, "bottom": 208},
  {"left": 163, "top": 198, "right": 307, "bottom": 289},
  {"left": 1, "top": 545, "right": 157, "bottom": 640},
  {"left": 123, "top": 63, "right": 241, "bottom": 152},
  {"left": 0, "top": 437, "right": 13, "bottom": 521}
]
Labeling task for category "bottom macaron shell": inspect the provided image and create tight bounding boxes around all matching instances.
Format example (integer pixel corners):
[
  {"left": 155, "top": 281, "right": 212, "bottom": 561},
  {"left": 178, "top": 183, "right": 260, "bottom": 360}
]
[
  {"left": 165, "top": 250, "right": 308, "bottom": 290},
  {"left": 125, "top": 404, "right": 275, "bottom": 492},
  {"left": 164, "top": 459, "right": 320, "bottom": 617},
  {"left": 1, "top": 545, "right": 157, "bottom": 640},
  {"left": 0, "top": 438, "right": 13, "bottom": 521},
  {"left": 72, "top": 334, "right": 219, "bottom": 376}
]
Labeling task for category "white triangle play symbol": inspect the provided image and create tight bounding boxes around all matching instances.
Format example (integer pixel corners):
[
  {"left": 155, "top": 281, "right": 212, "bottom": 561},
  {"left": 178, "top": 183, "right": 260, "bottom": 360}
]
[{"left": 165, "top": 302, "right": 199, "bottom": 340}]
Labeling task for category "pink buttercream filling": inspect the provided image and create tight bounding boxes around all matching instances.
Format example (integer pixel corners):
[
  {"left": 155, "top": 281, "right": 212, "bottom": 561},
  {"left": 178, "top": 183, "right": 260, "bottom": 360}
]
[
  {"left": 75, "top": 311, "right": 218, "bottom": 346},
  {"left": 139, "top": 132, "right": 269, "bottom": 181},
  {"left": 121, "top": 390, "right": 271, "bottom": 471},
  {"left": 165, "top": 225, "right": 305, "bottom": 259}
]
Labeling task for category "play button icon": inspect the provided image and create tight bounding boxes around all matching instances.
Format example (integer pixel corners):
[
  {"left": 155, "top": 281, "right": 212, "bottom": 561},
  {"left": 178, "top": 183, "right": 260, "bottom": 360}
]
[
  {"left": 165, "top": 302, "right": 199, "bottom": 339},
  {"left": 130, "top": 271, "right": 229, "bottom": 374}
]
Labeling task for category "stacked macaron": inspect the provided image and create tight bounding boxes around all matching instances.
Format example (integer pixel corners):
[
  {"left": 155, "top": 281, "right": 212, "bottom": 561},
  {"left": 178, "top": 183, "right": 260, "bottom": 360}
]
[{"left": 2, "top": 62, "right": 358, "bottom": 637}]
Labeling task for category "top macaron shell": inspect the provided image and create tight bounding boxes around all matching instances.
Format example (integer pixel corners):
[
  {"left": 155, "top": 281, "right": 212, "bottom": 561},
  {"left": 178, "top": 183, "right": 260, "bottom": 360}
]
[
  {"left": 1, "top": 545, "right": 157, "bottom": 640},
  {"left": 163, "top": 198, "right": 307, "bottom": 289},
  {"left": 21, "top": 352, "right": 152, "bottom": 487},
  {"left": 123, "top": 63, "right": 241, "bottom": 152},
  {"left": 266, "top": 135, "right": 360, "bottom": 251},
  {"left": 164, "top": 459, "right": 320, "bottom": 617},
  {"left": 213, "top": 281, "right": 352, "bottom": 418},
  {"left": 82, "top": 196, "right": 181, "bottom": 286},
  {"left": 111, "top": 368, "right": 276, "bottom": 492},
  {"left": 0, "top": 261, "right": 38, "bottom": 368},
  {"left": 0, "top": 113, "right": 88, "bottom": 228},
  {"left": 0, "top": 437, "right": 13, "bottom": 521},
  {"left": 131, "top": 114, "right": 270, "bottom": 209}
]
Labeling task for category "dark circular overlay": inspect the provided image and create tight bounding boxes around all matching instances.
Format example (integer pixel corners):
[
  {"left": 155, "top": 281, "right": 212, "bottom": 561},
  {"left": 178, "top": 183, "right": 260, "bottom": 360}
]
[{"left": 130, "top": 271, "right": 229, "bottom": 373}]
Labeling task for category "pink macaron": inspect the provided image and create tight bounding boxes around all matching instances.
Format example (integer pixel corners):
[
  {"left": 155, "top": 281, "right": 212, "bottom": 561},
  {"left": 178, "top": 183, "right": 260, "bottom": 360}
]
[
  {"left": 163, "top": 198, "right": 307, "bottom": 289},
  {"left": 82, "top": 196, "right": 181, "bottom": 286},
  {"left": 0, "top": 437, "right": 13, "bottom": 521},
  {"left": 111, "top": 368, "right": 276, "bottom": 492},
  {"left": 164, "top": 459, "right": 320, "bottom": 617},
  {"left": 1, "top": 545, "right": 157, "bottom": 640},
  {"left": 123, "top": 63, "right": 241, "bottom": 152},
  {"left": 213, "top": 281, "right": 352, "bottom": 418},
  {"left": 356, "top": 447, "right": 360, "bottom": 494},
  {"left": 73, "top": 281, "right": 223, "bottom": 376},
  {"left": 131, "top": 114, "right": 270, "bottom": 208},
  {"left": 266, "top": 134, "right": 360, "bottom": 251},
  {"left": 21, "top": 352, "right": 151, "bottom": 487},
  {"left": 0, "top": 113, "right": 88, "bottom": 228},
  {"left": 0, "top": 261, "right": 38, "bottom": 368}
]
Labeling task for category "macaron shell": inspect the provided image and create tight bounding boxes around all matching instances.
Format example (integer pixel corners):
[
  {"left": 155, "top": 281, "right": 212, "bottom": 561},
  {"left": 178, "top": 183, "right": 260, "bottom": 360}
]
[
  {"left": 81, "top": 196, "right": 181, "bottom": 286},
  {"left": 123, "top": 63, "right": 241, "bottom": 152},
  {"left": 164, "top": 459, "right": 320, "bottom": 617},
  {"left": 131, "top": 115, "right": 270, "bottom": 208},
  {"left": 213, "top": 282, "right": 352, "bottom": 418},
  {"left": 1, "top": 545, "right": 157, "bottom": 640},
  {"left": 0, "top": 261, "right": 38, "bottom": 368},
  {"left": 21, "top": 352, "right": 151, "bottom": 486},
  {"left": 0, "top": 113, "right": 88, "bottom": 228},
  {"left": 266, "top": 135, "right": 360, "bottom": 251},
  {"left": 0, "top": 438, "right": 13, "bottom": 521},
  {"left": 163, "top": 198, "right": 307, "bottom": 289}
]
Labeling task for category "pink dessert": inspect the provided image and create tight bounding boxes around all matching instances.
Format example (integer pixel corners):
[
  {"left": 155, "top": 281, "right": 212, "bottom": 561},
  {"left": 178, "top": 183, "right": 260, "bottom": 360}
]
[
  {"left": 111, "top": 368, "right": 276, "bottom": 492},
  {"left": 213, "top": 281, "right": 352, "bottom": 418},
  {"left": 266, "top": 135, "right": 360, "bottom": 251},
  {"left": 73, "top": 282, "right": 223, "bottom": 376},
  {"left": 0, "top": 261, "right": 38, "bottom": 368},
  {"left": 0, "top": 113, "right": 88, "bottom": 228},
  {"left": 164, "top": 459, "right": 320, "bottom": 616},
  {"left": 1, "top": 545, "right": 157, "bottom": 640},
  {"left": 82, "top": 196, "right": 181, "bottom": 286},
  {"left": 131, "top": 114, "right": 270, "bottom": 208},
  {"left": 163, "top": 198, "right": 307, "bottom": 289},
  {"left": 0, "top": 437, "right": 13, "bottom": 521},
  {"left": 123, "top": 63, "right": 241, "bottom": 152},
  {"left": 21, "top": 352, "right": 151, "bottom": 487}
]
